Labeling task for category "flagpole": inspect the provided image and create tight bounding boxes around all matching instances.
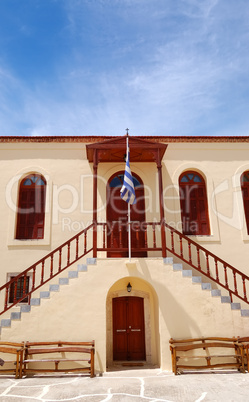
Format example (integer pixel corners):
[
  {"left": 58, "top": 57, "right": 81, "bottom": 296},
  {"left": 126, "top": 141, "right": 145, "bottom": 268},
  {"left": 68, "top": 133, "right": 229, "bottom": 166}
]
[
  {"left": 120, "top": 130, "right": 136, "bottom": 262},
  {"left": 126, "top": 134, "right": 132, "bottom": 262},
  {"left": 128, "top": 202, "right": 131, "bottom": 262}
]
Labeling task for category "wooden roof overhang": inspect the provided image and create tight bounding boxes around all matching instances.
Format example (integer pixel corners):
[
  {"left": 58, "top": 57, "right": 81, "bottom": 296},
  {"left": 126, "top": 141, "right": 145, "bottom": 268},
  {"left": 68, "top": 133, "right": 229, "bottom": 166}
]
[{"left": 86, "top": 135, "right": 167, "bottom": 165}]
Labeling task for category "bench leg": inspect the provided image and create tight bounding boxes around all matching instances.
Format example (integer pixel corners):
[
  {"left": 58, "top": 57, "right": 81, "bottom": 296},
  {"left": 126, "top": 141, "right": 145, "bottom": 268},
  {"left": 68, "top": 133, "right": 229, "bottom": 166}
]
[{"left": 90, "top": 349, "right": 94, "bottom": 378}]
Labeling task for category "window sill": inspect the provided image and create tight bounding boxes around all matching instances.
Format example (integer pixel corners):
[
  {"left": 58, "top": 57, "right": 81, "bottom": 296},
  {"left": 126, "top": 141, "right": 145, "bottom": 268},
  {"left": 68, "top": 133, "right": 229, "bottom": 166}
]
[
  {"left": 8, "top": 239, "right": 50, "bottom": 247},
  {"left": 184, "top": 234, "right": 220, "bottom": 243}
]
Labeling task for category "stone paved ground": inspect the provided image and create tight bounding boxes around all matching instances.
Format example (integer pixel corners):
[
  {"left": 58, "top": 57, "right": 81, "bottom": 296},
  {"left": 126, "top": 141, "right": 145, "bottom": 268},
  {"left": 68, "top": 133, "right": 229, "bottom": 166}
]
[{"left": 0, "top": 369, "right": 248, "bottom": 401}]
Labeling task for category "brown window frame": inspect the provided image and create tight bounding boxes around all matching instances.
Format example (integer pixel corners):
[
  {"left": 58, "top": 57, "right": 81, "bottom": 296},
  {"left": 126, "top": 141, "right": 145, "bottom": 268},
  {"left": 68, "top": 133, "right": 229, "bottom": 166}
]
[
  {"left": 179, "top": 171, "right": 210, "bottom": 236},
  {"left": 16, "top": 174, "right": 46, "bottom": 240}
]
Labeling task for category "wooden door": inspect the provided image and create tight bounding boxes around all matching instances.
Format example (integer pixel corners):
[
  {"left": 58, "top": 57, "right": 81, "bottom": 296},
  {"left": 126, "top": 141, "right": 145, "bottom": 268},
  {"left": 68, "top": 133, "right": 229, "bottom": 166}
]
[
  {"left": 113, "top": 296, "right": 146, "bottom": 361},
  {"left": 107, "top": 173, "right": 147, "bottom": 257}
]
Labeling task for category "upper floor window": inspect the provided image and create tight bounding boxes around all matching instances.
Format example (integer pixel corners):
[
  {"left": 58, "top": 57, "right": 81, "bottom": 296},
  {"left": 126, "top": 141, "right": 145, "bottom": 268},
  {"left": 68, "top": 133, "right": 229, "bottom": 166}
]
[
  {"left": 179, "top": 171, "right": 210, "bottom": 235},
  {"left": 241, "top": 171, "right": 249, "bottom": 234},
  {"left": 16, "top": 174, "right": 46, "bottom": 240}
]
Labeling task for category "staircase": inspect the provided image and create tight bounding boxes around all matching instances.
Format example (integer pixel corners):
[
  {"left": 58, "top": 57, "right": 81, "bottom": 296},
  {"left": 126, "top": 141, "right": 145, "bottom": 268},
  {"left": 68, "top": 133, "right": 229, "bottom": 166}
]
[
  {"left": 0, "top": 224, "right": 94, "bottom": 315},
  {"left": 1, "top": 255, "right": 248, "bottom": 340},
  {"left": 164, "top": 257, "right": 249, "bottom": 318},
  {"left": 1, "top": 221, "right": 249, "bottom": 330},
  {"left": 0, "top": 258, "right": 96, "bottom": 334}
]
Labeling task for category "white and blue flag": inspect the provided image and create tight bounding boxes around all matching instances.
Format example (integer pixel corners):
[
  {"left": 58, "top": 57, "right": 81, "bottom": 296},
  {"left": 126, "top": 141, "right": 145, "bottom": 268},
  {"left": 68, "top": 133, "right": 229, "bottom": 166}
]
[{"left": 120, "top": 137, "right": 136, "bottom": 205}]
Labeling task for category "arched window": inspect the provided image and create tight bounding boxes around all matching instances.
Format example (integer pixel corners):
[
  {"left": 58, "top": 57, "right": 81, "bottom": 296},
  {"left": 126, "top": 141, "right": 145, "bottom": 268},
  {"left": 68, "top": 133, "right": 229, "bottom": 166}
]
[
  {"left": 16, "top": 174, "right": 46, "bottom": 240},
  {"left": 179, "top": 171, "right": 210, "bottom": 235},
  {"left": 241, "top": 171, "right": 249, "bottom": 234}
]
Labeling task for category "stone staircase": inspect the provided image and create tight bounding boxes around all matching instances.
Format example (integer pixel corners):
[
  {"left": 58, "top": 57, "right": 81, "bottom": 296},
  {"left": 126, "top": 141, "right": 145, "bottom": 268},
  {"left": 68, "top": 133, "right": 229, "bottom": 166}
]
[
  {"left": 164, "top": 257, "right": 249, "bottom": 318},
  {"left": 1, "top": 255, "right": 249, "bottom": 336},
  {"left": 0, "top": 258, "right": 97, "bottom": 334}
]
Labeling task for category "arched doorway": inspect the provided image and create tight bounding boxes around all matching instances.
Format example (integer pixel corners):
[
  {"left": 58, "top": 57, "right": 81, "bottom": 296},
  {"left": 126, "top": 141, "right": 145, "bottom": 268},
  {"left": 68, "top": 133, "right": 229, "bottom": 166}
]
[{"left": 106, "top": 172, "right": 147, "bottom": 258}]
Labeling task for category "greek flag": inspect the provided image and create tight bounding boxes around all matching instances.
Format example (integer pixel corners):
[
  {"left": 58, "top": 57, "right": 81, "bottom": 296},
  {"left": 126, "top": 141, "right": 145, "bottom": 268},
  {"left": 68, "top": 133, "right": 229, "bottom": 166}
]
[{"left": 120, "top": 137, "right": 136, "bottom": 205}]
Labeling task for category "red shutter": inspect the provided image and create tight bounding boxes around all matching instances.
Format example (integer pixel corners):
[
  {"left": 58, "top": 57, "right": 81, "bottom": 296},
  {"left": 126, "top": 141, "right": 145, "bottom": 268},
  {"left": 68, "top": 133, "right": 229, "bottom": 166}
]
[
  {"left": 16, "top": 175, "right": 46, "bottom": 240},
  {"left": 179, "top": 172, "right": 210, "bottom": 235}
]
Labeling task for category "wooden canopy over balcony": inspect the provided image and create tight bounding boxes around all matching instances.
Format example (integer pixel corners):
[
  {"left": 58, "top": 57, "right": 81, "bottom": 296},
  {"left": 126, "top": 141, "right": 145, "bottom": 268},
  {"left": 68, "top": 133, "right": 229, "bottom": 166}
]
[
  {"left": 86, "top": 135, "right": 167, "bottom": 165},
  {"left": 86, "top": 135, "right": 168, "bottom": 258}
]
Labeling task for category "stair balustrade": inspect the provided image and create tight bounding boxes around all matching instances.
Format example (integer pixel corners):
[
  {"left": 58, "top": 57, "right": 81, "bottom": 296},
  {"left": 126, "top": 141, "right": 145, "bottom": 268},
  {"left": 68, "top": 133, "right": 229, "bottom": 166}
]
[
  {"left": 164, "top": 222, "right": 249, "bottom": 305},
  {"left": 1, "top": 219, "right": 249, "bottom": 318},
  {"left": 0, "top": 224, "right": 93, "bottom": 315}
]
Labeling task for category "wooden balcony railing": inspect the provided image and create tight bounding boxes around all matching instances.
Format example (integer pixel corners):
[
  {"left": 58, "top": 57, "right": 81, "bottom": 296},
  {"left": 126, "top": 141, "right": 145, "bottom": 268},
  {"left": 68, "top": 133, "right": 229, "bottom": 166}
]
[
  {"left": 0, "top": 224, "right": 93, "bottom": 316},
  {"left": 96, "top": 221, "right": 162, "bottom": 253}
]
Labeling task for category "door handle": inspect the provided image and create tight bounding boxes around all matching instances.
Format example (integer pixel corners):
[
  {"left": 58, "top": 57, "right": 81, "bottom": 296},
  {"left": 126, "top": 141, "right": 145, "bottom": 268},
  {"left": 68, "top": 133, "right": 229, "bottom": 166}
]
[
  {"left": 131, "top": 329, "right": 141, "bottom": 332},
  {"left": 116, "top": 329, "right": 126, "bottom": 332}
]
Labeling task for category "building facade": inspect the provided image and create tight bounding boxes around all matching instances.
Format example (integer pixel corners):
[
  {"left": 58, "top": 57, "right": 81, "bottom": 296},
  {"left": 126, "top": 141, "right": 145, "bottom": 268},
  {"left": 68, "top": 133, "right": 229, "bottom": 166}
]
[{"left": 0, "top": 135, "right": 249, "bottom": 373}]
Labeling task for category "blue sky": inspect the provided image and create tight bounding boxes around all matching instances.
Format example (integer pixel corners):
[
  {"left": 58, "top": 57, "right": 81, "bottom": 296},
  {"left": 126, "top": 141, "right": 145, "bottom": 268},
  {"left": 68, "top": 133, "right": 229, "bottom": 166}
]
[{"left": 0, "top": 0, "right": 249, "bottom": 137}]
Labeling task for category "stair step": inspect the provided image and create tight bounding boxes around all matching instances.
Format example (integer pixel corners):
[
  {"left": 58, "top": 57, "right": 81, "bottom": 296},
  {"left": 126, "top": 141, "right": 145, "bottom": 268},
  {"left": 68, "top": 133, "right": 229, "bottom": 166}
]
[
  {"left": 68, "top": 271, "right": 78, "bottom": 278},
  {"left": 10, "top": 312, "right": 21, "bottom": 320},
  {"left": 211, "top": 289, "right": 221, "bottom": 297},
  {"left": 173, "top": 264, "right": 183, "bottom": 271},
  {"left": 20, "top": 305, "right": 31, "bottom": 313},
  {"left": 30, "top": 298, "right": 40, "bottom": 306},
  {"left": 221, "top": 296, "right": 231, "bottom": 304},
  {"left": 1, "top": 319, "right": 11, "bottom": 327},
  {"left": 59, "top": 278, "right": 69, "bottom": 285},
  {"left": 40, "top": 291, "right": 50, "bottom": 299},
  {"left": 77, "top": 264, "right": 88, "bottom": 272},
  {"left": 231, "top": 303, "right": 241, "bottom": 310},
  {"left": 50, "top": 284, "right": 60, "bottom": 292},
  {"left": 86, "top": 258, "right": 96, "bottom": 265},
  {"left": 182, "top": 270, "right": 192, "bottom": 277},
  {"left": 201, "top": 283, "right": 212, "bottom": 291},
  {"left": 241, "top": 310, "right": 249, "bottom": 317},
  {"left": 192, "top": 276, "right": 202, "bottom": 284},
  {"left": 163, "top": 257, "right": 174, "bottom": 265}
]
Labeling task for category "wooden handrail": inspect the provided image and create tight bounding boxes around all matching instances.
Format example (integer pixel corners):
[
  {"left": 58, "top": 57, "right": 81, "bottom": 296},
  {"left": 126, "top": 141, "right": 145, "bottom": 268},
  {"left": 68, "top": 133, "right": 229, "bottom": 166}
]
[
  {"left": 0, "top": 224, "right": 94, "bottom": 316},
  {"left": 163, "top": 221, "right": 249, "bottom": 305}
]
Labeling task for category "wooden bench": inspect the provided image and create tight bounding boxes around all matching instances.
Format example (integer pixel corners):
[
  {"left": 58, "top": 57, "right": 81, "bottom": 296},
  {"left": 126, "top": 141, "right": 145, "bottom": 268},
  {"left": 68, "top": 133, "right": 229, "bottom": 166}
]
[
  {"left": 21, "top": 341, "right": 95, "bottom": 378},
  {"left": 0, "top": 342, "right": 24, "bottom": 378},
  {"left": 169, "top": 337, "right": 243, "bottom": 375},
  {"left": 237, "top": 337, "right": 249, "bottom": 372}
]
